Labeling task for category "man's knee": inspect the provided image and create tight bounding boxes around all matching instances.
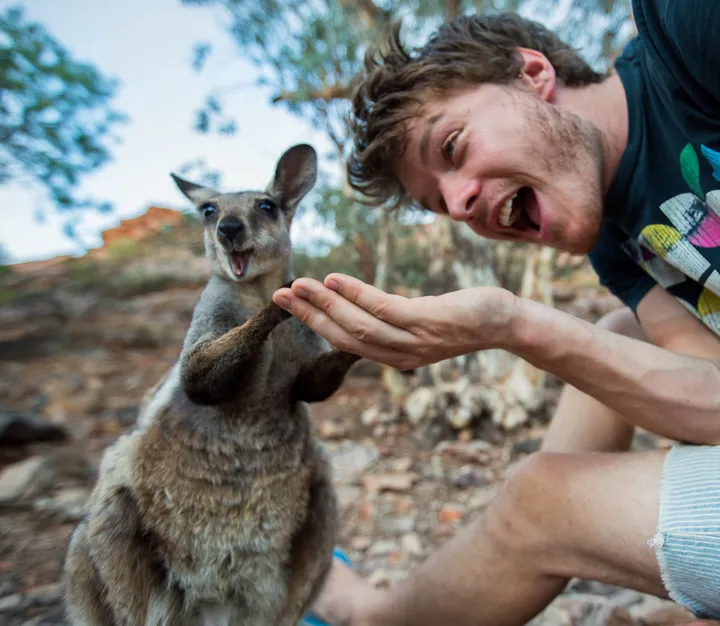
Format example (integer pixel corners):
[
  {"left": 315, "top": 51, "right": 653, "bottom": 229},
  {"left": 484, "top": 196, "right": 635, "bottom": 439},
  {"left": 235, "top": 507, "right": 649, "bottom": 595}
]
[
  {"left": 596, "top": 307, "right": 646, "bottom": 341},
  {"left": 482, "top": 453, "right": 571, "bottom": 557}
]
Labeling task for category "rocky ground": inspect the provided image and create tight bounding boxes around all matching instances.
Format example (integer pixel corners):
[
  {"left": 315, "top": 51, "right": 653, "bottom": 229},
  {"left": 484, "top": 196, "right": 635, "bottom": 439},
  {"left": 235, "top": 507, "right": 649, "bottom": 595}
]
[{"left": 0, "top": 242, "right": 710, "bottom": 625}]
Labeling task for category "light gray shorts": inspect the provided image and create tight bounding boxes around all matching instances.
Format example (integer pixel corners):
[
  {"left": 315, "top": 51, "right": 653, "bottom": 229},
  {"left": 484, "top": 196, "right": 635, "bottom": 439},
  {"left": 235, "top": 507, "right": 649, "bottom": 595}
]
[{"left": 650, "top": 444, "right": 720, "bottom": 619}]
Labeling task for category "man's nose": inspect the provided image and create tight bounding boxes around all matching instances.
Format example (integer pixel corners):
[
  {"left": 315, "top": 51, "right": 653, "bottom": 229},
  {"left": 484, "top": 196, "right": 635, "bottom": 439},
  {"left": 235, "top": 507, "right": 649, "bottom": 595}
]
[{"left": 441, "top": 176, "right": 481, "bottom": 223}]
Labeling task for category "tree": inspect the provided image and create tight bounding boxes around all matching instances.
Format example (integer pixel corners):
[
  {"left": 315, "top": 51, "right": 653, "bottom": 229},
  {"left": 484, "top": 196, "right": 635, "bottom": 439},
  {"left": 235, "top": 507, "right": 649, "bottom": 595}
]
[
  {"left": 184, "top": 0, "right": 634, "bottom": 431},
  {"left": 0, "top": 5, "right": 127, "bottom": 237}
]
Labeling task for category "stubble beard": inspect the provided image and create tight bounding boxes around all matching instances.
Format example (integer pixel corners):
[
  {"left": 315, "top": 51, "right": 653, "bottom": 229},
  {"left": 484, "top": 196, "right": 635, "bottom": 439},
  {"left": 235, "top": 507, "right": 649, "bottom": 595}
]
[{"left": 520, "top": 91, "right": 606, "bottom": 254}]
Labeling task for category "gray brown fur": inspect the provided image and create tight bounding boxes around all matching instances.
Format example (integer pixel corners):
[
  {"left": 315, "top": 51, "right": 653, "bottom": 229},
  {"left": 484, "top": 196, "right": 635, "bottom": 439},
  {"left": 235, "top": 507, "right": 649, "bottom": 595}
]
[{"left": 64, "top": 144, "right": 360, "bottom": 625}]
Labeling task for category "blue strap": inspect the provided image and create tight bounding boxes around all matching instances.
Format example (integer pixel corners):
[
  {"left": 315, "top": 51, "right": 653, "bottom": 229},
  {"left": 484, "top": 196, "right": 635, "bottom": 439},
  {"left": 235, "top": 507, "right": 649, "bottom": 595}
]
[{"left": 298, "top": 548, "right": 352, "bottom": 626}]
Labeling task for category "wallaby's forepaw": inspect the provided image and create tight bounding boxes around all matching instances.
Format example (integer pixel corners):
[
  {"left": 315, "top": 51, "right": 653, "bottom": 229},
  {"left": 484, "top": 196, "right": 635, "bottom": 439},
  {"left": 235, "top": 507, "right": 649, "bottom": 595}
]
[
  {"left": 290, "top": 350, "right": 361, "bottom": 404},
  {"left": 270, "top": 279, "right": 295, "bottom": 322},
  {"left": 269, "top": 300, "right": 293, "bottom": 324}
]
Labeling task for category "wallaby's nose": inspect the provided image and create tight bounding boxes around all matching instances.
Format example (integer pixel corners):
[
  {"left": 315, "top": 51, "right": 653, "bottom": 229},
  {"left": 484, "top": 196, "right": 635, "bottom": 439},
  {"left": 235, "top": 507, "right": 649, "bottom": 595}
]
[{"left": 217, "top": 219, "right": 245, "bottom": 246}]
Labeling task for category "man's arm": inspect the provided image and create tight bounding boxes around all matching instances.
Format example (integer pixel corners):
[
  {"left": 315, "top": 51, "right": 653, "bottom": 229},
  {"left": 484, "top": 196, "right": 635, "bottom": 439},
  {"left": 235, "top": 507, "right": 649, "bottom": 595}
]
[
  {"left": 510, "top": 284, "right": 720, "bottom": 444},
  {"left": 273, "top": 274, "right": 720, "bottom": 445}
]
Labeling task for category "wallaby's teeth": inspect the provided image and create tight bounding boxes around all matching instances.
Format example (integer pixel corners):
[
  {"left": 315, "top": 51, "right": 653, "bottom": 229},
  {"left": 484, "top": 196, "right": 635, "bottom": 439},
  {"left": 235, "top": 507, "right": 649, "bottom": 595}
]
[{"left": 498, "top": 193, "right": 518, "bottom": 227}]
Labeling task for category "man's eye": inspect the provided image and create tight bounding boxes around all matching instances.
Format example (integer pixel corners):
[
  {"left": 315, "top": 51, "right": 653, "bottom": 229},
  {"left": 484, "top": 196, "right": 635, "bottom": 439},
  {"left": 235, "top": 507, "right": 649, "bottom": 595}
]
[{"left": 442, "top": 130, "right": 460, "bottom": 162}]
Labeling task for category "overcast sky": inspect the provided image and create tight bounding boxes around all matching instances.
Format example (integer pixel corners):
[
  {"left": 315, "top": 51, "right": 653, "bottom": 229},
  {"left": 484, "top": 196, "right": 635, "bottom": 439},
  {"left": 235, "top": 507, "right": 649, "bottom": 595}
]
[{"left": 0, "top": 0, "right": 335, "bottom": 263}]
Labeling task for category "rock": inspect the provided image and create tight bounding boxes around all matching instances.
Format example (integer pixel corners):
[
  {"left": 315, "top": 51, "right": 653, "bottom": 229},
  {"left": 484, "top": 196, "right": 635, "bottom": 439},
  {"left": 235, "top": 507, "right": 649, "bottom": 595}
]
[
  {"left": 565, "top": 580, "right": 621, "bottom": 597},
  {"left": 362, "top": 472, "right": 419, "bottom": 494},
  {"left": 513, "top": 438, "right": 542, "bottom": 455},
  {"left": 447, "top": 405, "right": 473, "bottom": 429},
  {"left": 403, "top": 388, "right": 436, "bottom": 425},
  {"left": 33, "top": 487, "right": 90, "bottom": 521},
  {"left": 0, "top": 456, "right": 47, "bottom": 503},
  {"left": 367, "top": 569, "right": 392, "bottom": 588},
  {"left": 0, "top": 410, "right": 68, "bottom": 446},
  {"left": 0, "top": 582, "right": 64, "bottom": 615},
  {"left": 528, "top": 605, "right": 573, "bottom": 626},
  {"left": 389, "top": 457, "right": 413, "bottom": 473},
  {"left": 0, "top": 448, "right": 92, "bottom": 505},
  {"left": 328, "top": 441, "right": 380, "bottom": 485},
  {"left": 377, "top": 515, "right": 415, "bottom": 536},
  {"left": 453, "top": 466, "right": 491, "bottom": 489},
  {"left": 350, "top": 536, "right": 372, "bottom": 551},
  {"left": 318, "top": 420, "right": 347, "bottom": 440},
  {"left": 361, "top": 406, "right": 395, "bottom": 427},
  {"left": 392, "top": 496, "right": 414, "bottom": 515},
  {"left": 583, "top": 605, "right": 637, "bottom": 626},
  {"left": 435, "top": 440, "right": 493, "bottom": 465},
  {"left": 368, "top": 540, "right": 400, "bottom": 557},
  {"left": 433, "top": 522, "right": 454, "bottom": 538},
  {"left": 45, "top": 387, "right": 103, "bottom": 422},
  {"left": 438, "top": 503, "right": 465, "bottom": 523},
  {"left": 401, "top": 532, "right": 423, "bottom": 556},
  {"left": 0, "top": 592, "right": 22, "bottom": 612},
  {"left": 335, "top": 485, "right": 363, "bottom": 511}
]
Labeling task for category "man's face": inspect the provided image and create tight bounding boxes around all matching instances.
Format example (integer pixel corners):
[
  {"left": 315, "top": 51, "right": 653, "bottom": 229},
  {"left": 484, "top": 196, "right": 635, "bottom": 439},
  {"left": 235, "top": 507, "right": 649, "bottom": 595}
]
[{"left": 395, "top": 82, "right": 606, "bottom": 254}]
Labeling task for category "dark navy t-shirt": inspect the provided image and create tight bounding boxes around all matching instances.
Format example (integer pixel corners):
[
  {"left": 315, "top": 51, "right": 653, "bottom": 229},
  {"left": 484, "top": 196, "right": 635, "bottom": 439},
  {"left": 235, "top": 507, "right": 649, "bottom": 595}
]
[{"left": 588, "top": 0, "right": 720, "bottom": 334}]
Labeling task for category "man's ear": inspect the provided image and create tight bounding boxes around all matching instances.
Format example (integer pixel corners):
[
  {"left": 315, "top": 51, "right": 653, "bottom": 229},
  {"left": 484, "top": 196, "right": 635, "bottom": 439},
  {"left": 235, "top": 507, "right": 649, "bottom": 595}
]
[
  {"left": 170, "top": 173, "right": 220, "bottom": 205},
  {"left": 516, "top": 48, "right": 556, "bottom": 101},
  {"left": 266, "top": 144, "right": 318, "bottom": 213}
]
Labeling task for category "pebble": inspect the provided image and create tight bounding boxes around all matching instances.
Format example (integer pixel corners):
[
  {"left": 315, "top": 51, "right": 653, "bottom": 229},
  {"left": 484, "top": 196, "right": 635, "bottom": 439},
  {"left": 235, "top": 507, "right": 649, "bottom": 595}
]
[
  {"left": 438, "top": 503, "right": 465, "bottom": 523},
  {"left": 401, "top": 532, "right": 423, "bottom": 556},
  {"left": 368, "top": 540, "right": 400, "bottom": 557}
]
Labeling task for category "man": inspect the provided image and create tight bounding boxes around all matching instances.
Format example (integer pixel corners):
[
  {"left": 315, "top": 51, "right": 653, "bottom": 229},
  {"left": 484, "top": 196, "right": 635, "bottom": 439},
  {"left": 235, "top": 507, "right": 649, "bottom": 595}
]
[{"left": 274, "top": 1, "right": 720, "bottom": 624}]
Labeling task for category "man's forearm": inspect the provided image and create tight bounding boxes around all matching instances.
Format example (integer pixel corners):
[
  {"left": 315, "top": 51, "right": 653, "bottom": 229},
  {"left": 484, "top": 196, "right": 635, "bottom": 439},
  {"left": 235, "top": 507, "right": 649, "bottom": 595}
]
[{"left": 505, "top": 296, "right": 720, "bottom": 444}]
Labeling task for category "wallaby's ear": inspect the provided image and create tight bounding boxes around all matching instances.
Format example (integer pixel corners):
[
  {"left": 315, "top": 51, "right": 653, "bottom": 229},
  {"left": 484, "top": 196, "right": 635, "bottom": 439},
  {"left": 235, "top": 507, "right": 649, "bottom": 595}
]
[
  {"left": 266, "top": 144, "right": 318, "bottom": 212},
  {"left": 170, "top": 173, "right": 219, "bottom": 205}
]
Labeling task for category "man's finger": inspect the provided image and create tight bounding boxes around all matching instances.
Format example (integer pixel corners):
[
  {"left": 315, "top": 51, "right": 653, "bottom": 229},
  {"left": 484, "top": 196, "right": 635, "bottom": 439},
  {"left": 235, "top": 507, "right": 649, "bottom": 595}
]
[
  {"left": 323, "top": 273, "right": 419, "bottom": 326},
  {"left": 289, "top": 278, "right": 419, "bottom": 349},
  {"left": 272, "top": 292, "right": 419, "bottom": 369}
]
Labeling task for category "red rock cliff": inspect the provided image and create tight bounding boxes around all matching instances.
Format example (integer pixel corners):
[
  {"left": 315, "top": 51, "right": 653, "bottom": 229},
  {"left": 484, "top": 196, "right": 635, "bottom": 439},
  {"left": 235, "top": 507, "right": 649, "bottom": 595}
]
[{"left": 101, "top": 206, "right": 182, "bottom": 248}]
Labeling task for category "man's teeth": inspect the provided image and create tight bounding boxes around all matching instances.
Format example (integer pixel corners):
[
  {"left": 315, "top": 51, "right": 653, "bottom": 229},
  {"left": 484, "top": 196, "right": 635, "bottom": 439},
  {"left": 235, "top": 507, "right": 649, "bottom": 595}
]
[{"left": 499, "top": 193, "right": 518, "bottom": 227}]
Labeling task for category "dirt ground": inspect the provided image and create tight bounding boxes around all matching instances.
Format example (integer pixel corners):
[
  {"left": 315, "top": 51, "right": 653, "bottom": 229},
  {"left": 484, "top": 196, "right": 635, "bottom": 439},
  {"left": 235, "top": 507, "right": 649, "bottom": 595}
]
[{"left": 0, "top": 252, "right": 705, "bottom": 626}]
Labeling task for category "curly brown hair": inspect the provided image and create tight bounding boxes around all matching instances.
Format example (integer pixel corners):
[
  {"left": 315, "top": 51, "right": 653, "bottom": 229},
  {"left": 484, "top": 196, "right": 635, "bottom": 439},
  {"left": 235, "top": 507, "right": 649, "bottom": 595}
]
[{"left": 346, "top": 13, "right": 606, "bottom": 208}]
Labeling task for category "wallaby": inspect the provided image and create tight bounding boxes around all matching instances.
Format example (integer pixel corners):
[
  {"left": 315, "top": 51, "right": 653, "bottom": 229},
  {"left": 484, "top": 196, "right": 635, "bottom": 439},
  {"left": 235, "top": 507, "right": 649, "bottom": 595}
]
[{"left": 63, "top": 144, "right": 360, "bottom": 626}]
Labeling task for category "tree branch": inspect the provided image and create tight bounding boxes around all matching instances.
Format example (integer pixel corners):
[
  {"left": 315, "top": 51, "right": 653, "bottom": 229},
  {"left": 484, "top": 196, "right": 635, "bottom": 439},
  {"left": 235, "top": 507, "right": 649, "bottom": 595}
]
[
  {"left": 271, "top": 82, "right": 354, "bottom": 104},
  {"left": 337, "top": 0, "right": 383, "bottom": 27}
]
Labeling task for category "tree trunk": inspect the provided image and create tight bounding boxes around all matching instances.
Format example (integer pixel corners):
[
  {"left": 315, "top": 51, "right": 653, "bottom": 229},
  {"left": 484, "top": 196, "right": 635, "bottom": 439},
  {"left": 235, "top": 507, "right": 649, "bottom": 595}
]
[
  {"left": 374, "top": 207, "right": 409, "bottom": 410},
  {"left": 402, "top": 218, "right": 552, "bottom": 442},
  {"left": 373, "top": 206, "right": 393, "bottom": 292},
  {"left": 352, "top": 234, "right": 376, "bottom": 285}
]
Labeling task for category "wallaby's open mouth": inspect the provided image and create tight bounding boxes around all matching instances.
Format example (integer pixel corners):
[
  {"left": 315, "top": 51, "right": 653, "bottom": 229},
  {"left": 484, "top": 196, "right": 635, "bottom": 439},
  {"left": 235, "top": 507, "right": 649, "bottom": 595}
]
[{"left": 230, "top": 250, "right": 252, "bottom": 278}]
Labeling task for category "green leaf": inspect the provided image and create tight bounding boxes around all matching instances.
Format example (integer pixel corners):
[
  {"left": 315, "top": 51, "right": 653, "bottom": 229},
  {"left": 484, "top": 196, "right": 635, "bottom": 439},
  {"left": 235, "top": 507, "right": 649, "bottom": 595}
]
[{"left": 0, "top": 5, "right": 127, "bottom": 231}]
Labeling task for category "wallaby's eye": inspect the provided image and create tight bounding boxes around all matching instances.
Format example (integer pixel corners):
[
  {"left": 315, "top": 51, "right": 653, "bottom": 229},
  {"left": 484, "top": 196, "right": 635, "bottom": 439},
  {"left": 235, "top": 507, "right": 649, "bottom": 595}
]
[
  {"left": 200, "top": 203, "right": 217, "bottom": 219},
  {"left": 258, "top": 199, "right": 278, "bottom": 217}
]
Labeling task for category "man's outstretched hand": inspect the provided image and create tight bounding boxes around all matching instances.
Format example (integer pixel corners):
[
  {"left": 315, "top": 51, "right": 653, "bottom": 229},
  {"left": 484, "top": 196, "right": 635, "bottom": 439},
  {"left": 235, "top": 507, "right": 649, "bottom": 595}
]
[{"left": 272, "top": 273, "right": 516, "bottom": 370}]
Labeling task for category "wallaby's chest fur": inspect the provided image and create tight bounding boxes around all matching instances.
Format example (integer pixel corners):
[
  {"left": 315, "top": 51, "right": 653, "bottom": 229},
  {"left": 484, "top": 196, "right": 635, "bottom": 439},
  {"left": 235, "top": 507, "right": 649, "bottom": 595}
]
[{"left": 133, "top": 417, "right": 313, "bottom": 605}]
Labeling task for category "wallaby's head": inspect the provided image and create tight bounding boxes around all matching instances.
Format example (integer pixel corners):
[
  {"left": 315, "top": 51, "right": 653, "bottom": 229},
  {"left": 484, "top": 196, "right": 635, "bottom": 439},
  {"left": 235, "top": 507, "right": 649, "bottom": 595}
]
[{"left": 171, "top": 144, "right": 317, "bottom": 282}]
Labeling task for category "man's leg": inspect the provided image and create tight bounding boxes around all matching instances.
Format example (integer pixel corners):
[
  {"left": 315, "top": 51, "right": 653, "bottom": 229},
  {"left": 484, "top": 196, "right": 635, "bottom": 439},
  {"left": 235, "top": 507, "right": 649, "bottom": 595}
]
[
  {"left": 541, "top": 307, "right": 645, "bottom": 454},
  {"left": 317, "top": 449, "right": 668, "bottom": 626}
]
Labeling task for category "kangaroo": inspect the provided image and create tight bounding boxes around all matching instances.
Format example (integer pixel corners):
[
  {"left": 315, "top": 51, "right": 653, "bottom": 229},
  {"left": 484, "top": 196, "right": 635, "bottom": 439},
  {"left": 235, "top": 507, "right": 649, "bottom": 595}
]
[{"left": 63, "top": 143, "right": 360, "bottom": 626}]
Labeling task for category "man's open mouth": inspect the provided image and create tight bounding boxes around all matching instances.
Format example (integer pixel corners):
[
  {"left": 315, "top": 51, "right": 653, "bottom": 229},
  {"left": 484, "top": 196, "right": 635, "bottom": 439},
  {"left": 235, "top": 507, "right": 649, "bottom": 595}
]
[
  {"left": 230, "top": 250, "right": 252, "bottom": 278},
  {"left": 497, "top": 186, "right": 541, "bottom": 234}
]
